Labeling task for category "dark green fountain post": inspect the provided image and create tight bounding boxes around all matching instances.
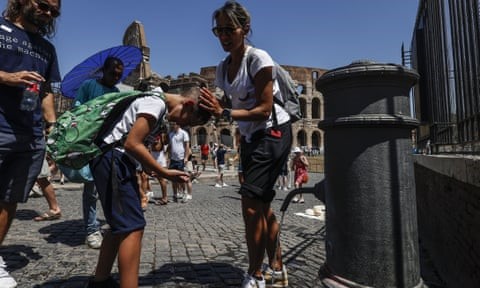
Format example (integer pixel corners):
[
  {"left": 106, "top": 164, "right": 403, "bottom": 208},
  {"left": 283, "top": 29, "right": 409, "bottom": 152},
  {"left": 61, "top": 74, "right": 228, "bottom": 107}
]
[{"left": 316, "top": 61, "right": 425, "bottom": 288}]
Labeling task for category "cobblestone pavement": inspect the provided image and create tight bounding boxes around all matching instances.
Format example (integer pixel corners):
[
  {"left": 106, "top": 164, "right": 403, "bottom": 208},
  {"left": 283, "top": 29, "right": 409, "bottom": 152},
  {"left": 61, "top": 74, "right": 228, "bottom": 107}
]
[{"left": 2, "top": 170, "right": 326, "bottom": 287}]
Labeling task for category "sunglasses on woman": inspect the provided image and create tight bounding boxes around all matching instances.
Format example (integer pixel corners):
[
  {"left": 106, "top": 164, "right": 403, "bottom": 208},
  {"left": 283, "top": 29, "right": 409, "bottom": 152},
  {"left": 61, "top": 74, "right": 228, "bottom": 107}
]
[
  {"left": 35, "top": 0, "right": 60, "bottom": 18},
  {"left": 211, "top": 26, "right": 238, "bottom": 37}
]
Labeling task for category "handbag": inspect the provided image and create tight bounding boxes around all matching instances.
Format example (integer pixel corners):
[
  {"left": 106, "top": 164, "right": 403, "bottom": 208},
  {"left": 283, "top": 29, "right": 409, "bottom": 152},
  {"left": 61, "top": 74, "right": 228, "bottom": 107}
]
[{"left": 302, "top": 173, "right": 309, "bottom": 184}]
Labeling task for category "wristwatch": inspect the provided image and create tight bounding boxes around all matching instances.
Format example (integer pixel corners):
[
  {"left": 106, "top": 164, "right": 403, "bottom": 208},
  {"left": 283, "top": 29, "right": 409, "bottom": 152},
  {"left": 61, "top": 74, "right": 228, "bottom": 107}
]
[{"left": 221, "top": 108, "right": 232, "bottom": 122}]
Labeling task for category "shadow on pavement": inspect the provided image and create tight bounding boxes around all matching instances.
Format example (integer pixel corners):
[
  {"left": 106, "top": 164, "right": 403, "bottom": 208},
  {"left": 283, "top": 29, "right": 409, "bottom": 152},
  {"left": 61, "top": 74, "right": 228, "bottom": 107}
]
[
  {"left": 34, "top": 275, "right": 90, "bottom": 288},
  {"left": 141, "top": 261, "right": 245, "bottom": 287},
  {"left": 37, "top": 219, "right": 90, "bottom": 247},
  {"left": 32, "top": 262, "right": 244, "bottom": 287},
  {"left": 283, "top": 225, "right": 325, "bottom": 266},
  {"left": 15, "top": 208, "right": 41, "bottom": 221},
  {"left": 0, "top": 245, "right": 42, "bottom": 272}
]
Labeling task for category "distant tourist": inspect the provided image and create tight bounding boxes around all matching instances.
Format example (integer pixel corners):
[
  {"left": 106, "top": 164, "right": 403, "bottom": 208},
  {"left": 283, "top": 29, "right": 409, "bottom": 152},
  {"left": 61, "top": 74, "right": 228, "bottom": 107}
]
[
  {"left": 291, "top": 147, "right": 309, "bottom": 203},
  {"left": 214, "top": 144, "right": 228, "bottom": 187},
  {"left": 150, "top": 132, "right": 169, "bottom": 205},
  {"left": 200, "top": 143, "right": 209, "bottom": 171},
  {"left": 168, "top": 123, "right": 192, "bottom": 202}
]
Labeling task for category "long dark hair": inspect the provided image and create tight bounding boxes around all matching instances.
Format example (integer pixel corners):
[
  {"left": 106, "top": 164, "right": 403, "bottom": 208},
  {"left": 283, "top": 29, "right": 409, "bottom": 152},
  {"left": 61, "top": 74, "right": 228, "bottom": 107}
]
[
  {"left": 212, "top": 1, "right": 251, "bottom": 37},
  {"left": 3, "top": 0, "right": 61, "bottom": 38}
]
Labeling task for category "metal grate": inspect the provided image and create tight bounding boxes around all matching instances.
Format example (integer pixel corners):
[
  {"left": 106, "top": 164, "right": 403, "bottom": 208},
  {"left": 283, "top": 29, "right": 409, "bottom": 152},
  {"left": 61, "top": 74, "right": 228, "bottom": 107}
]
[{"left": 410, "top": 0, "right": 480, "bottom": 154}]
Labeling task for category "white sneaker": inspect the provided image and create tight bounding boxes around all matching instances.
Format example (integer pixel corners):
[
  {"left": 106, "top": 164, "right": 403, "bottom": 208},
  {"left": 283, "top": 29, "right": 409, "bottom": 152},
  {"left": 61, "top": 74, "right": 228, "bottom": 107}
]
[
  {"left": 146, "top": 191, "right": 154, "bottom": 199},
  {"left": 222, "top": 183, "right": 229, "bottom": 187},
  {"left": 215, "top": 183, "right": 222, "bottom": 188},
  {"left": 181, "top": 194, "right": 192, "bottom": 203},
  {"left": 283, "top": 187, "right": 289, "bottom": 191},
  {"left": 0, "top": 257, "right": 17, "bottom": 288},
  {"left": 86, "top": 231, "right": 103, "bottom": 249},
  {"left": 28, "top": 184, "right": 43, "bottom": 198},
  {"left": 262, "top": 264, "right": 288, "bottom": 287},
  {"left": 100, "top": 223, "right": 111, "bottom": 234},
  {"left": 242, "top": 274, "right": 265, "bottom": 288}
]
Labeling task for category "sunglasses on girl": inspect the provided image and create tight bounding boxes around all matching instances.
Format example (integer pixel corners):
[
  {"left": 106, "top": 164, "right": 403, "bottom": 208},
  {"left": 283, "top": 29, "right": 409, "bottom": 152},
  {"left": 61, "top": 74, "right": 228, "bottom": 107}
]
[
  {"left": 211, "top": 26, "right": 238, "bottom": 37},
  {"left": 35, "top": 0, "right": 60, "bottom": 18}
]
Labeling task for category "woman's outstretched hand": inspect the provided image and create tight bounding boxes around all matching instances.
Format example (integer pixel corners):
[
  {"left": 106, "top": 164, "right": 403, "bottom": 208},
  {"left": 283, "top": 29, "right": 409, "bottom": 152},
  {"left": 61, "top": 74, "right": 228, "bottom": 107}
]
[{"left": 199, "top": 87, "right": 223, "bottom": 118}]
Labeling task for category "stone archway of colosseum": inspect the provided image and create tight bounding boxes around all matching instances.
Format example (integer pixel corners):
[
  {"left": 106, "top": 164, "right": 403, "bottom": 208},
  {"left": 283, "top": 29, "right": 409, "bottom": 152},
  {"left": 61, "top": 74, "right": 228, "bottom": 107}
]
[{"left": 195, "top": 127, "right": 207, "bottom": 146}]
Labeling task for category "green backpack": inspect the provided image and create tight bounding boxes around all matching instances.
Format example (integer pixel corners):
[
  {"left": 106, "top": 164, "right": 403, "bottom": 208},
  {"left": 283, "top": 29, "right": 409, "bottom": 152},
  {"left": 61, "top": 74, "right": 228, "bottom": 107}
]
[{"left": 47, "top": 90, "right": 164, "bottom": 169}]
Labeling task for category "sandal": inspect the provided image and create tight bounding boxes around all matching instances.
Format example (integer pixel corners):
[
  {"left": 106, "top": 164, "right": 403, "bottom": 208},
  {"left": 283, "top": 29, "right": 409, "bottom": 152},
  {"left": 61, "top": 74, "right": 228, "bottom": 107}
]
[
  {"left": 34, "top": 211, "right": 61, "bottom": 221},
  {"left": 153, "top": 198, "right": 168, "bottom": 206}
]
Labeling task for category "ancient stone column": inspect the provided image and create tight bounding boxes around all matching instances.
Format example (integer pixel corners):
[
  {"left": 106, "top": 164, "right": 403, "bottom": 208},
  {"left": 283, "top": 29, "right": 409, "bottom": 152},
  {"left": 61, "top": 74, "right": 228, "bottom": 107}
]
[{"left": 315, "top": 61, "right": 424, "bottom": 288}]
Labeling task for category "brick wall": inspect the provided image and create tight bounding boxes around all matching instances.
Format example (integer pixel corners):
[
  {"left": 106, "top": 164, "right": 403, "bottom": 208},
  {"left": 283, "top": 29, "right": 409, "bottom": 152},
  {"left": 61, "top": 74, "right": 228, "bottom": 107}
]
[
  {"left": 414, "top": 155, "right": 480, "bottom": 288},
  {"left": 306, "top": 155, "right": 324, "bottom": 173}
]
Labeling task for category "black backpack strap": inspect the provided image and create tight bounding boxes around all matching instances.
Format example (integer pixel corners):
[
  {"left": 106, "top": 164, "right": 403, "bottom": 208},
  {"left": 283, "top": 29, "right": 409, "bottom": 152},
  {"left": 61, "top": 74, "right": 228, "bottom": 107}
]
[{"left": 94, "top": 92, "right": 145, "bottom": 146}]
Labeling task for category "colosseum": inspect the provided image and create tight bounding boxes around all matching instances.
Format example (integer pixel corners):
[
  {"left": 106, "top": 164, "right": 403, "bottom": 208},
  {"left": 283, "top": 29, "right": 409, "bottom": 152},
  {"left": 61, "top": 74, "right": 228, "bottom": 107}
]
[{"left": 179, "top": 65, "right": 327, "bottom": 156}]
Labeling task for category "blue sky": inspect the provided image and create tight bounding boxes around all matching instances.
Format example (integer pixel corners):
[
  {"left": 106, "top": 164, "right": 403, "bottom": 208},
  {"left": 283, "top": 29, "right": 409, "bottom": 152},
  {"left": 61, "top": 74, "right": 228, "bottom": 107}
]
[{"left": 1, "top": 0, "right": 419, "bottom": 78}]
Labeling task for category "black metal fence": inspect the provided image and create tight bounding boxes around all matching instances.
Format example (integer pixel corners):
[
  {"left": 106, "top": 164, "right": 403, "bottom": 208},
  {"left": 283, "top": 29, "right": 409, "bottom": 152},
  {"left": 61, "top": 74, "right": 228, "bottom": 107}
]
[{"left": 409, "top": 0, "right": 480, "bottom": 154}]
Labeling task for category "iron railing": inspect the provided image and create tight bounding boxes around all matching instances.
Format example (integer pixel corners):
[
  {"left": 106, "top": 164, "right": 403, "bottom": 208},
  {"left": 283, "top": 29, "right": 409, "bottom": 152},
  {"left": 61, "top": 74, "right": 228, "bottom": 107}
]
[{"left": 410, "top": 0, "right": 480, "bottom": 154}]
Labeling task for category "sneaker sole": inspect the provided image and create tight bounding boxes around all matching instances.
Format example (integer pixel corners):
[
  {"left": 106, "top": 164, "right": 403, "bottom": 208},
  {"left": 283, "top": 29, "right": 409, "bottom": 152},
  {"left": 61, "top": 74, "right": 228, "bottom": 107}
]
[
  {"left": 264, "top": 275, "right": 288, "bottom": 288},
  {"left": 263, "top": 266, "right": 288, "bottom": 288},
  {"left": 265, "top": 282, "right": 288, "bottom": 288}
]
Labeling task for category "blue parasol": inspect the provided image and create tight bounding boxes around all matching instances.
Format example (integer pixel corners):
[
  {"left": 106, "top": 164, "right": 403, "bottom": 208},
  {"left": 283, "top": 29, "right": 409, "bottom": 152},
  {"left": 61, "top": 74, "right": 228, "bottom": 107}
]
[{"left": 60, "top": 45, "right": 143, "bottom": 98}]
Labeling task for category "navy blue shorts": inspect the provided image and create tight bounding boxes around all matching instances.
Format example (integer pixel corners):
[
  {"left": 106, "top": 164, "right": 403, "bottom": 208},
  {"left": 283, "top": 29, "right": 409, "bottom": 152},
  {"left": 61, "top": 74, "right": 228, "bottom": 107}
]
[
  {"left": 0, "top": 134, "right": 45, "bottom": 203},
  {"left": 90, "top": 149, "right": 146, "bottom": 234},
  {"left": 169, "top": 159, "right": 184, "bottom": 171},
  {"left": 240, "top": 122, "right": 292, "bottom": 203}
]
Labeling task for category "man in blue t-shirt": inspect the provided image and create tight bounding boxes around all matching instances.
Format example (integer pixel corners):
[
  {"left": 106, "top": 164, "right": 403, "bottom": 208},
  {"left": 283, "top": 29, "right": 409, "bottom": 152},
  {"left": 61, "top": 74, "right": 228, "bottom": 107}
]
[
  {"left": 73, "top": 57, "right": 124, "bottom": 250},
  {"left": 0, "top": 1, "right": 61, "bottom": 287}
]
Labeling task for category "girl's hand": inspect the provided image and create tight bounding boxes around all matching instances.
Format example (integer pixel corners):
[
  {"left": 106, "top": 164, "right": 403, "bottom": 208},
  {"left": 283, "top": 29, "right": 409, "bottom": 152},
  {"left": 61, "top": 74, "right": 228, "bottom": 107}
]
[{"left": 199, "top": 87, "right": 223, "bottom": 118}]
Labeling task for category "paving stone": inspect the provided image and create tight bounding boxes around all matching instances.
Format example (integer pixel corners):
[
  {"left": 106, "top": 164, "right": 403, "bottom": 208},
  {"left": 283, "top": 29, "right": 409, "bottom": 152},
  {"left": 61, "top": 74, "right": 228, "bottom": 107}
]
[{"left": 4, "top": 172, "right": 330, "bottom": 286}]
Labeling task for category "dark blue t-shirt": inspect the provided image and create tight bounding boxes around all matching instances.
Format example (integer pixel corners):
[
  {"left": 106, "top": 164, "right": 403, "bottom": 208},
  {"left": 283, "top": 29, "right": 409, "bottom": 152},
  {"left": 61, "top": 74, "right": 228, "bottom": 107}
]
[
  {"left": 216, "top": 147, "right": 227, "bottom": 165},
  {"left": 0, "top": 17, "right": 61, "bottom": 138}
]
